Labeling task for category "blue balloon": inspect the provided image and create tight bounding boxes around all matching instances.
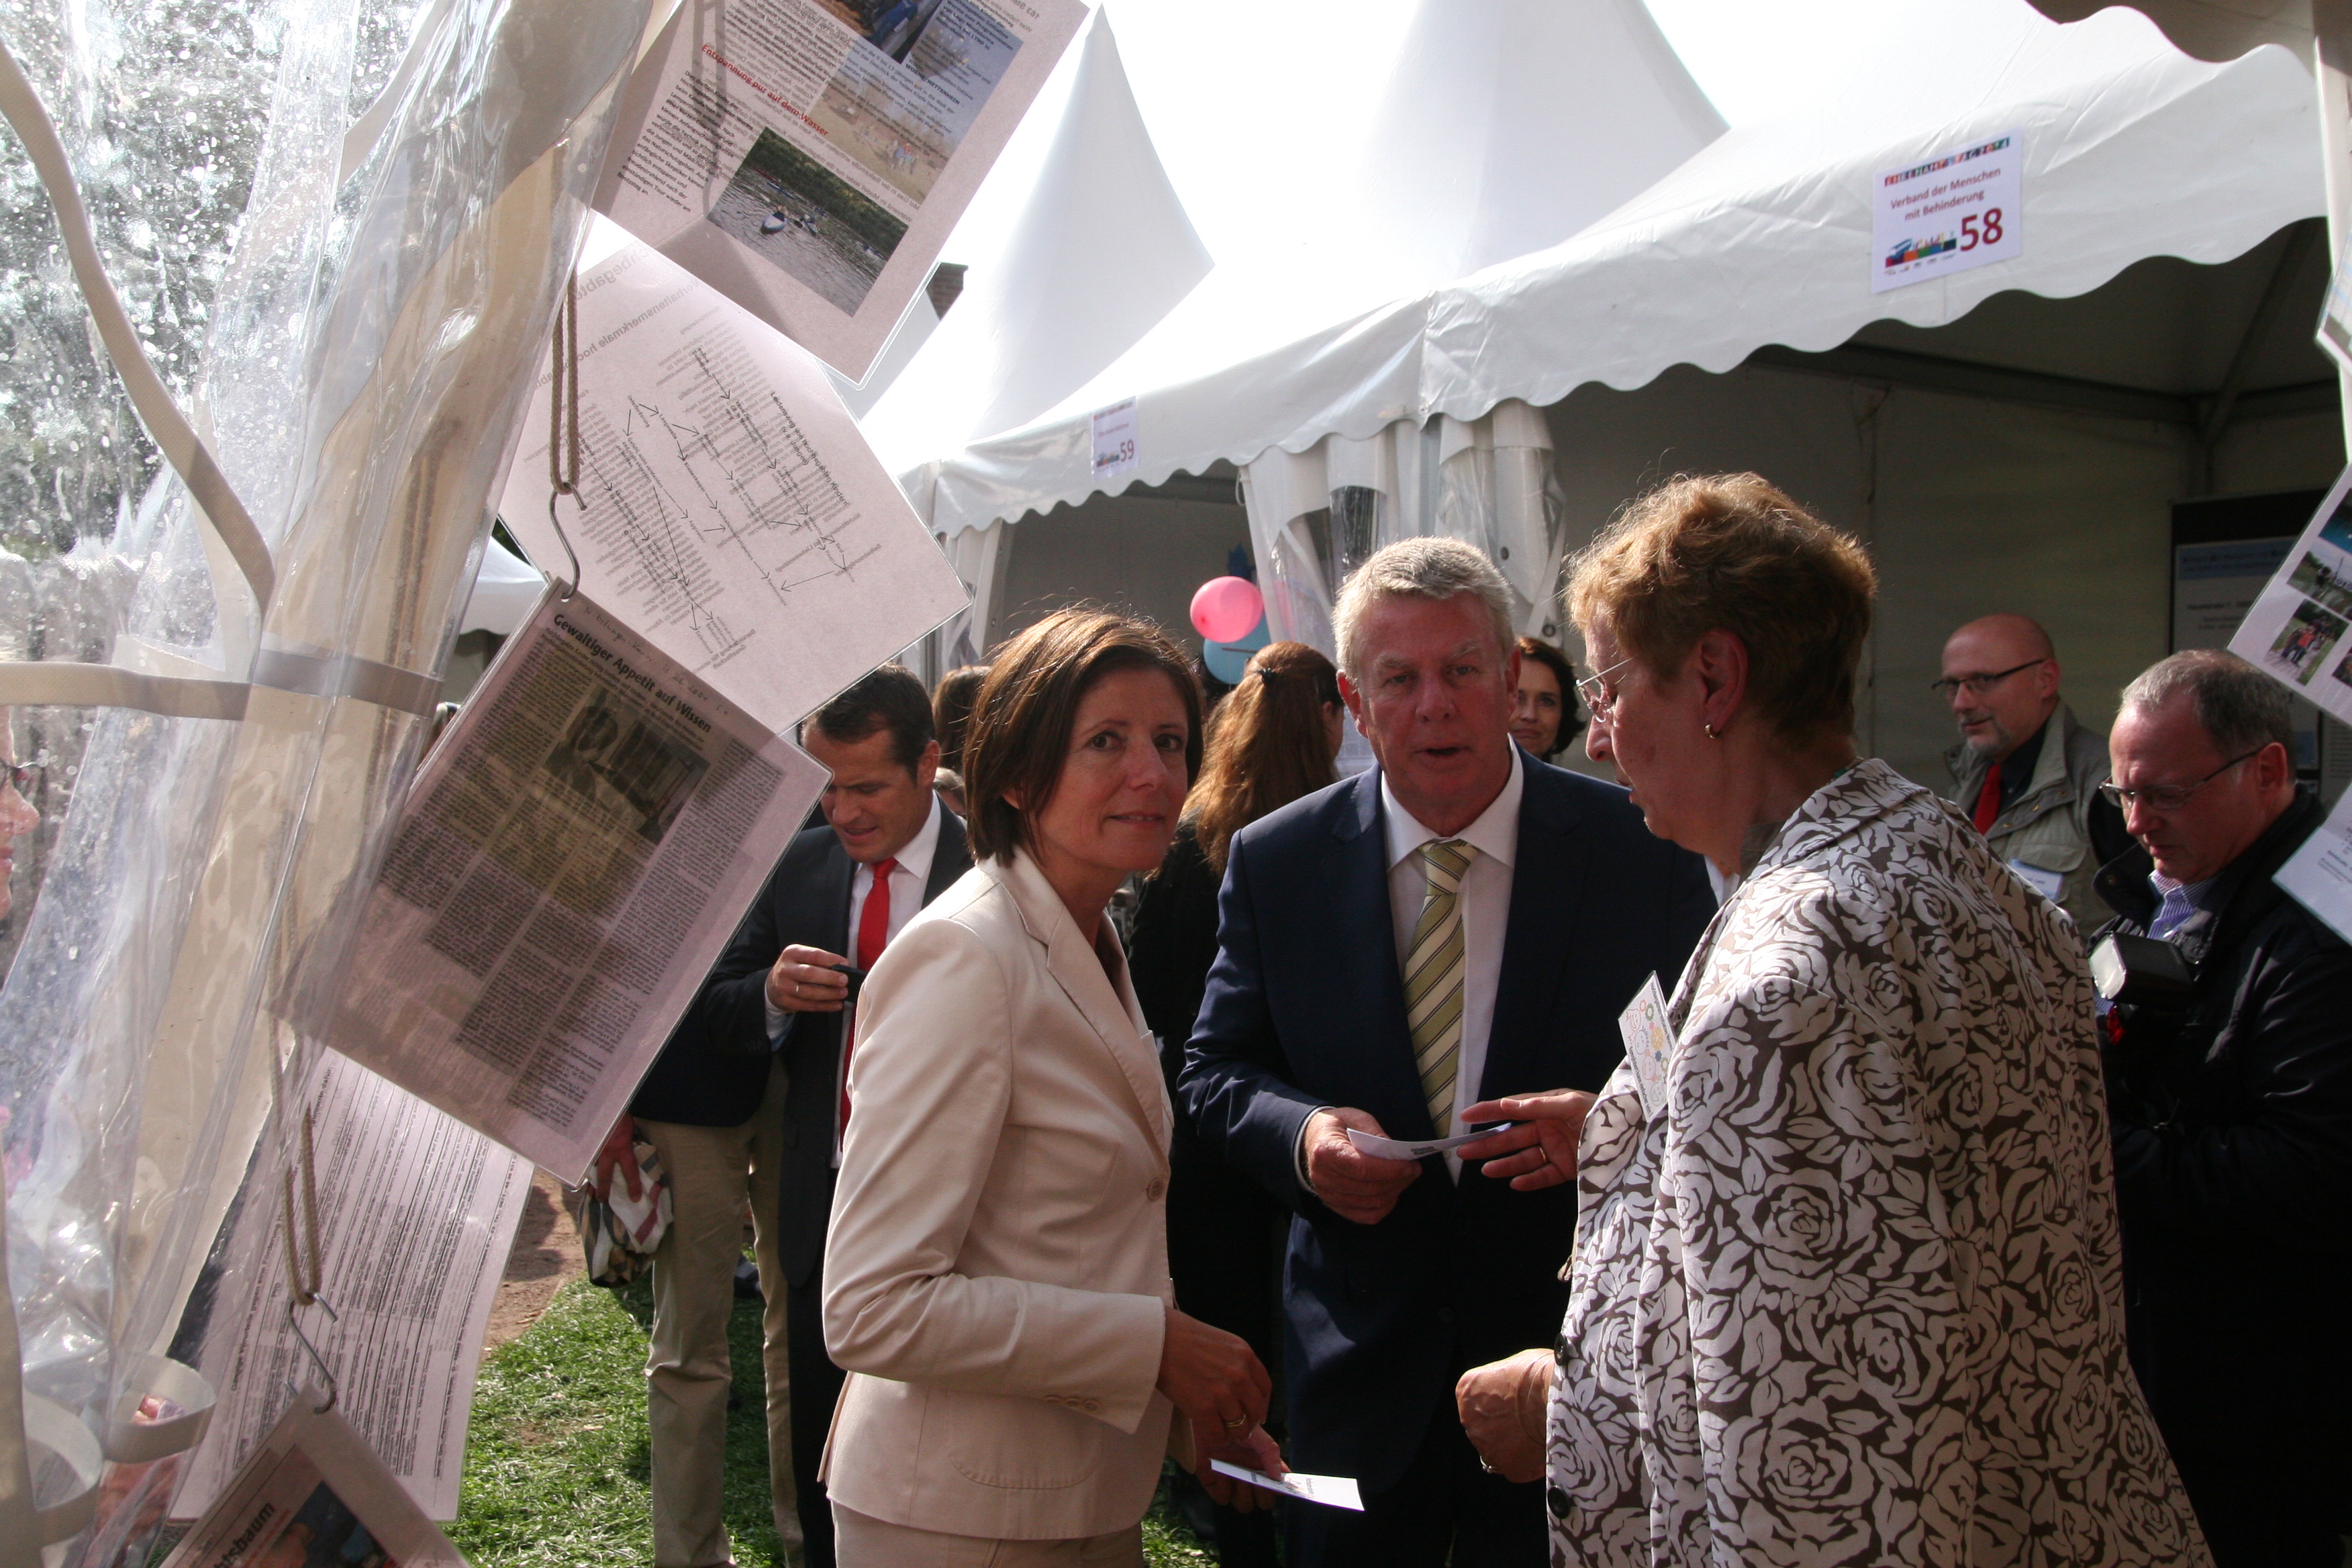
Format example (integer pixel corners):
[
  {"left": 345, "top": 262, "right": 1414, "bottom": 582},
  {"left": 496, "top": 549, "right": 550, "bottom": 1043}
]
[{"left": 1202, "top": 613, "right": 1271, "bottom": 683}]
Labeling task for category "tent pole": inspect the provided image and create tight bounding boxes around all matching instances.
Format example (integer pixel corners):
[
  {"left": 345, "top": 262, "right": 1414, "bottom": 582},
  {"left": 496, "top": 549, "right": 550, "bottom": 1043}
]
[{"left": 2314, "top": 1, "right": 2352, "bottom": 462}]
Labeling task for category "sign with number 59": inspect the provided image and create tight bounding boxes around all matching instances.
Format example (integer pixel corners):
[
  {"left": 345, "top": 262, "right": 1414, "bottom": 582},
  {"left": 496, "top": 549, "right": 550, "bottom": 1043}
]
[{"left": 1872, "top": 129, "right": 2022, "bottom": 294}]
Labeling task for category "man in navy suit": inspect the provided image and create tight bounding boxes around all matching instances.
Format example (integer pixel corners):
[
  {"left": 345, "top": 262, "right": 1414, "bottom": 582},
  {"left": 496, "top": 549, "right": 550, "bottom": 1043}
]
[
  {"left": 619, "top": 665, "right": 971, "bottom": 1568},
  {"left": 1181, "top": 540, "right": 1714, "bottom": 1566}
]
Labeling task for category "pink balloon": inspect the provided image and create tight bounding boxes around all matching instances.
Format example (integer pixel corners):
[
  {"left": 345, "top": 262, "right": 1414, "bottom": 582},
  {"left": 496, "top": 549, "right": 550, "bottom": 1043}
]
[{"left": 1190, "top": 577, "right": 1264, "bottom": 643}]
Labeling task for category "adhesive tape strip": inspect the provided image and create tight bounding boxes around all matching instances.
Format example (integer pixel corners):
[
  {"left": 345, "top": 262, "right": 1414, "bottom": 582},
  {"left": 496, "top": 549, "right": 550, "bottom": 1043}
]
[
  {"left": 105, "top": 1354, "right": 217, "bottom": 1466},
  {"left": 21, "top": 1394, "right": 103, "bottom": 1545}
]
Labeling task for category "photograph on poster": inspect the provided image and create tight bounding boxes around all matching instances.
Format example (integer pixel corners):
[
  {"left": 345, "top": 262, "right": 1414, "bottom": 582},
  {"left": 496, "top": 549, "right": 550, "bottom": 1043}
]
[
  {"left": 812, "top": 1, "right": 1021, "bottom": 203},
  {"left": 705, "top": 130, "right": 906, "bottom": 312},
  {"left": 2267, "top": 599, "right": 2347, "bottom": 685},
  {"left": 542, "top": 692, "right": 707, "bottom": 844},
  {"left": 276, "top": 1480, "right": 393, "bottom": 1568},
  {"left": 2290, "top": 551, "right": 2352, "bottom": 617},
  {"left": 868, "top": 0, "right": 947, "bottom": 58},
  {"left": 2231, "top": 467, "right": 2352, "bottom": 728},
  {"left": 2322, "top": 501, "right": 2352, "bottom": 556}
]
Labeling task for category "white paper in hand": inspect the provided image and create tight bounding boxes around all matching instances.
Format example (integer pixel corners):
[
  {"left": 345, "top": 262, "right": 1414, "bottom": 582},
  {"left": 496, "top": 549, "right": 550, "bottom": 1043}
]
[
  {"left": 1616, "top": 973, "right": 1675, "bottom": 1120},
  {"left": 1210, "top": 1460, "right": 1365, "bottom": 1511},
  {"left": 1345, "top": 1124, "right": 1517, "bottom": 1162}
]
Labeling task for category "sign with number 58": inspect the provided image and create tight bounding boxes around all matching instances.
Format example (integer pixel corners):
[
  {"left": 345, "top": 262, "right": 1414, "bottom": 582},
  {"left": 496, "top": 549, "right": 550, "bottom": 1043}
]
[{"left": 1872, "top": 130, "right": 2022, "bottom": 294}]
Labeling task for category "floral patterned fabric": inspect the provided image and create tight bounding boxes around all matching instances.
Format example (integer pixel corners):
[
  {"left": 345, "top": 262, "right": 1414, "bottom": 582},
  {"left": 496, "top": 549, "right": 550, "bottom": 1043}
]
[{"left": 1549, "top": 760, "right": 2207, "bottom": 1567}]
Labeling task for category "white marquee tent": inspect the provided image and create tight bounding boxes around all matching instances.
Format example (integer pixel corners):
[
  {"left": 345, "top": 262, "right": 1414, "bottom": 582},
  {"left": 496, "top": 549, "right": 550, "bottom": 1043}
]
[{"left": 866, "top": 0, "right": 2333, "bottom": 786}]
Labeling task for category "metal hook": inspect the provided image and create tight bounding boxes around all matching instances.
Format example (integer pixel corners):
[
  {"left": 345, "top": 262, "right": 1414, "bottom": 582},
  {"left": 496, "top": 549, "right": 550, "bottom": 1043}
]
[
  {"left": 547, "top": 267, "right": 583, "bottom": 603},
  {"left": 547, "top": 491, "right": 581, "bottom": 602},
  {"left": 286, "top": 1293, "right": 340, "bottom": 1414}
]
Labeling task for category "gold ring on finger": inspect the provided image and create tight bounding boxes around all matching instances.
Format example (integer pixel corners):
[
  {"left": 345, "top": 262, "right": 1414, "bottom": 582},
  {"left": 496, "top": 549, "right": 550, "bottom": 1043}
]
[{"left": 1223, "top": 1416, "right": 1250, "bottom": 1433}]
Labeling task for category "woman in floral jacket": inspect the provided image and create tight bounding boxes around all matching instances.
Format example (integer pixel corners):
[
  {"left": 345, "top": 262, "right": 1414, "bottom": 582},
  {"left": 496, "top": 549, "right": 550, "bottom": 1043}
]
[{"left": 1455, "top": 475, "right": 2205, "bottom": 1566}]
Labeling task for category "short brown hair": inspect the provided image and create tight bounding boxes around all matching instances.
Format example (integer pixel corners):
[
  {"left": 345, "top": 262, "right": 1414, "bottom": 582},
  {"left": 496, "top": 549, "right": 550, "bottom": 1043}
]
[
  {"left": 1183, "top": 641, "right": 1340, "bottom": 873},
  {"left": 809, "top": 664, "right": 934, "bottom": 772},
  {"left": 1567, "top": 474, "right": 1875, "bottom": 742},
  {"left": 964, "top": 609, "right": 1204, "bottom": 865}
]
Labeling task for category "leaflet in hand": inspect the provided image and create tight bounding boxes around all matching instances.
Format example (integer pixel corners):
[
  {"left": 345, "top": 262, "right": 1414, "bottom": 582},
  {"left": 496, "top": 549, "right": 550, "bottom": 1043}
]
[
  {"left": 1210, "top": 1460, "right": 1364, "bottom": 1512},
  {"left": 1345, "top": 1123, "right": 1517, "bottom": 1162}
]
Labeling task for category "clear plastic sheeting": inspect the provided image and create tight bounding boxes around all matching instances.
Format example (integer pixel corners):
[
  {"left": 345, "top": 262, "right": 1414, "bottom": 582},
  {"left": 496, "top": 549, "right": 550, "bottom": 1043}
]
[
  {"left": 0, "top": 0, "right": 650, "bottom": 1556},
  {"left": 1240, "top": 398, "right": 1567, "bottom": 657}
]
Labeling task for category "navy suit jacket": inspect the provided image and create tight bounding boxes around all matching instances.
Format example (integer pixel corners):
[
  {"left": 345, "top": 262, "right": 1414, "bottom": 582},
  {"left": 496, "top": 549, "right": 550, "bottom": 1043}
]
[
  {"left": 1178, "top": 756, "right": 1714, "bottom": 1489},
  {"left": 631, "top": 808, "right": 971, "bottom": 1288}
]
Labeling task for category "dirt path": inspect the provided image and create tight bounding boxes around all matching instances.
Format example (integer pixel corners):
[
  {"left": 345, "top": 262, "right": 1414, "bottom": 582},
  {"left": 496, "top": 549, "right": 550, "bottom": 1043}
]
[{"left": 485, "top": 1171, "right": 586, "bottom": 1351}]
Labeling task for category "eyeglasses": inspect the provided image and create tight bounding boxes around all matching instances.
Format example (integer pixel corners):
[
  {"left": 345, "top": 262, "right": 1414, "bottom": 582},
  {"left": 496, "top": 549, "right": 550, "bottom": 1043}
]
[
  {"left": 2096, "top": 748, "right": 2265, "bottom": 812},
  {"left": 1930, "top": 658, "right": 2047, "bottom": 698},
  {"left": 1574, "top": 655, "right": 1634, "bottom": 718}
]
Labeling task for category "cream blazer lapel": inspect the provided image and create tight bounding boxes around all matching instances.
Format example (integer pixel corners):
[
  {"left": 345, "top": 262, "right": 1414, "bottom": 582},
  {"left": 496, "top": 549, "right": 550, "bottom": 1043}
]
[{"left": 997, "top": 852, "right": 1172, "bottom": 1153}]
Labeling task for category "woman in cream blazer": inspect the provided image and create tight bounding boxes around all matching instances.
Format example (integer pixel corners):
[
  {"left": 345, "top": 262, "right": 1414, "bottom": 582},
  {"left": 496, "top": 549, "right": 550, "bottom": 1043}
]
[{"left": 821, "top": 611, "right": 1281, "bottom": 1567}]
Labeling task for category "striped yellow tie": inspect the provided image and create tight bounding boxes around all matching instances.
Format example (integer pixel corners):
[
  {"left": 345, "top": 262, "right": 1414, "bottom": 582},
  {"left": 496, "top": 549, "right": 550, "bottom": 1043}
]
[{"left": 1404, "top": 838, "right": 1477, "bottom": 1135}]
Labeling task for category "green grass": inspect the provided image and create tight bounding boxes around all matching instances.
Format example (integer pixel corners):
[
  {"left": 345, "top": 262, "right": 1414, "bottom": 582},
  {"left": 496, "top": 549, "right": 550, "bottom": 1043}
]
[{"left": 451, "top": 1277, "right": 1216, "bottom": 1566}]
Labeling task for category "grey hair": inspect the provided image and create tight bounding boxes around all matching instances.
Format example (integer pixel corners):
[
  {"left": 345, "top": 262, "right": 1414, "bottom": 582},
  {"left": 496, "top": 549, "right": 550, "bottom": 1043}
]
[
  {"left": 1331, "top": 537, "right": 1515, "bottom": 679},
  {"left": 2118, "top": 649, "right": 2294, "bottom": 757}
]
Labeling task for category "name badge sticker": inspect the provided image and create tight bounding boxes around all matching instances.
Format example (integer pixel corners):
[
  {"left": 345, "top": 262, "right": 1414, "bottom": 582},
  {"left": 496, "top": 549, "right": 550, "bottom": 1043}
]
[{"left": 1616, "top": 973, "right": 1675, "bottom": 1121}]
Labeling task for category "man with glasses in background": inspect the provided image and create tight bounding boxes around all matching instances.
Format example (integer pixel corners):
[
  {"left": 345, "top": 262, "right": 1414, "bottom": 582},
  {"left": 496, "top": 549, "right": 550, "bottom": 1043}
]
[
  {"left": 2091, "top": 649, "right": 2352, "bottom": 1568},
  {"left": 1935, "top": 612, "right": 2130, "bottom": 930}
]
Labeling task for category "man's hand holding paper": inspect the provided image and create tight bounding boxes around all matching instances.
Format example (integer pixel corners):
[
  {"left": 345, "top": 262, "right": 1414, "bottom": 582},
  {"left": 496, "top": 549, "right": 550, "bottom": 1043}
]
[{"left": 1302, "top": 1107, "right": 1422, "bottom": 1224}]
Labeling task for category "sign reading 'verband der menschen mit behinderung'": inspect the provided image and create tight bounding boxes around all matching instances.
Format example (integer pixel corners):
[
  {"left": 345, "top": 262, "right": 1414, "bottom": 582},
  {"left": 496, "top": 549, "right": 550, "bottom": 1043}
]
[{"left": 1873, "top": 130, "right": 2020, "bottom": 293}]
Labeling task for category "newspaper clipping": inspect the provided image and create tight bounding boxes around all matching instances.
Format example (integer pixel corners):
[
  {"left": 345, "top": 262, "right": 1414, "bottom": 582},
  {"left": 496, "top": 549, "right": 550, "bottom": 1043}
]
[
  {"left": 162, "top": 1398, "right": 462, "bottom": 1567},
  {"left": 170, "top": 1050, "right": 530, "bottom": 1523},
  {"left": 593, "top": 0, "right": 1085, "bottom": 379},
  {"left": 500, "top": 227, "right": 969, "bottom": 735},
  {"left": 322, "top": 587, "right": 826, "bottom": 1179}
]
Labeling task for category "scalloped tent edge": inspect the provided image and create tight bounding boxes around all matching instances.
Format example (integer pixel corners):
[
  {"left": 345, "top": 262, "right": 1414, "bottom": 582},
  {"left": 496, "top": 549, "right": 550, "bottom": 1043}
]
[{"left": 907, "top": 10, "right": 2324, "bottom": 539}]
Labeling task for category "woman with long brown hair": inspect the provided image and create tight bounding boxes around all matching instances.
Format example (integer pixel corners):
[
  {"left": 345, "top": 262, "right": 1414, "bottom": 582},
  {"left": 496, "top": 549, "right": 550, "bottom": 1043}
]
[{"left": 1128, "top": 639, "right": 1343, "bottom": 1566}]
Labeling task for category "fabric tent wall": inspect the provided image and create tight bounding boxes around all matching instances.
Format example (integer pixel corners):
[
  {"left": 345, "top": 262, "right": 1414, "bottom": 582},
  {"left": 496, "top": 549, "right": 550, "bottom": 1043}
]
[
  {"left": 992, "top": 493, "right": 1251, "bottom": 652},
  {"left": 1537, "top": 364, "right": 2343, "bottom": 791}
]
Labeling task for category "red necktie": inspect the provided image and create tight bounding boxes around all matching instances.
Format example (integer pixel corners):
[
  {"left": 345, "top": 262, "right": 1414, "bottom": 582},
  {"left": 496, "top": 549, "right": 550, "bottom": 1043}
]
[
  {"left": 1972, "top": 761, "right": 2002, "bottom": 834},
  {"left": 840, "top": 857, "right": 897, "bottom": 1137}
]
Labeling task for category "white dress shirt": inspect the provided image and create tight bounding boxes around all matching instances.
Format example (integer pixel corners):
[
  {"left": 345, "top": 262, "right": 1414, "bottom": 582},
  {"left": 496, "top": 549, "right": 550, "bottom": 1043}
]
[
  {"left": 1380, "top": 748, "right": 1522, "bottom": 1173},
  {"left": 766, "top": 794, "right": 945, "bottom": 1042}
]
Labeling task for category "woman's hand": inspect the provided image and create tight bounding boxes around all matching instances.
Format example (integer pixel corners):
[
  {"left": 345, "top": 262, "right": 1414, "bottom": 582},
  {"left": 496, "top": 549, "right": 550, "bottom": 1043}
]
[
  {"left": 1195, "top": 1424, "right": 1287, "bottom": 1513},
  {"left": 1158, "top": 1306, "right": 1274, "bottom": 1500},
  {"left": 1456, "top": 1348, "right": 1551, "bottom": 1484},
  {"left": 1456, "top": 1091, "right": 1595, "bottom": 1190}
]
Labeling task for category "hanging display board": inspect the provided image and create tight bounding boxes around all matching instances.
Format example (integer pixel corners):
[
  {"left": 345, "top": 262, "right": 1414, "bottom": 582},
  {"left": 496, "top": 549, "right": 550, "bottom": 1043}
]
[
  {"left": 170, "top": 1052, "right": 530, "bottom": 1523},
  {"left": 160, "top": 1398, "right": 461, "bottom": 1567},
  {"left": 500, "top": 228, "right": 971, "bottom": 735},
  {"left": 2226, "top": 469, "right": 2352, "bottom": 730},
  {"left": 592, "top": 0, "right": 1085, "bottom": 381},
  {"left": 2171, "top": 487, "right": 2345, "bottom": 802},
  {"left": 316, "top": 588, "right": 825, "bottom": 1180}
]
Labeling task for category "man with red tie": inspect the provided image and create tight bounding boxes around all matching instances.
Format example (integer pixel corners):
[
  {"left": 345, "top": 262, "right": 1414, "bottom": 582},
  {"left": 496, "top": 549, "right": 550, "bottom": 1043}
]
[
  {"left": 1937, "top": 612, "right": 2130, "bottom": 932},
  {"left": 624, "top": 665, "right": 971, "bottom": 1568}
]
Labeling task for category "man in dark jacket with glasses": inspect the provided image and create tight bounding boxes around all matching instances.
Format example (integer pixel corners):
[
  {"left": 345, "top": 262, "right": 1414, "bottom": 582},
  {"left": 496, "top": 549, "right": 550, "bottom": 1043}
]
[{"left": 2092, "top": 649, "right": 2352, "bottom": 1568}]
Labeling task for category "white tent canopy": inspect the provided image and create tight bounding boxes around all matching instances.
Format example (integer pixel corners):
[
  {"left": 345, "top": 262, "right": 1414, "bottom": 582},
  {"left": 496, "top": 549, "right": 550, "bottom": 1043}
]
[{"left": 902, "top": 0, "right": 2320, "bottom": 540}]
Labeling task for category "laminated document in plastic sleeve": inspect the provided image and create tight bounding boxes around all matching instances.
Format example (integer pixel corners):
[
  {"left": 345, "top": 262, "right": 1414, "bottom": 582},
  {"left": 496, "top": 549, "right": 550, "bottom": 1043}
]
[
  {"left": 314, "top": 587, "right": 825, "bottom": 1179},
  {"left": 592, "top": 0, "right": 1085, "bottom": 380}
]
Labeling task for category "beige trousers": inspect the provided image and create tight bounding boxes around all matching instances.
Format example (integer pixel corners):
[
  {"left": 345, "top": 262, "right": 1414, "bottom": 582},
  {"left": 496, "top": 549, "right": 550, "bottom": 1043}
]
[
  {"left": 833, "top": 1505, "right": 1145, "bottom": 1567},
  {"left": 640, "top": 1059, "right": 793, "bottom": 1568}
]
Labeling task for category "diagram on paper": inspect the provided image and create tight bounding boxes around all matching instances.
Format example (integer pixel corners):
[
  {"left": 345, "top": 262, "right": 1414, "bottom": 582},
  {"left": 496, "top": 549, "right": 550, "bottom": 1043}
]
[
  {"left": 574, "top": 334, "right": 881, "bottom": 668},
  {"left": 501, "top": 228, "right": 970, "bottom": 734}
]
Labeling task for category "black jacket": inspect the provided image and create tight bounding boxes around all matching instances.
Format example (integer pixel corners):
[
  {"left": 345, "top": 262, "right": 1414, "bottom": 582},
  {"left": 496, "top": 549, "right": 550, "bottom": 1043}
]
[
  {"left": 631, "top": 809, "right": 972, "bottom": 1287},
  {"left": 2092, "top": 789, "right": 2352, "bottom": 1500}
]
